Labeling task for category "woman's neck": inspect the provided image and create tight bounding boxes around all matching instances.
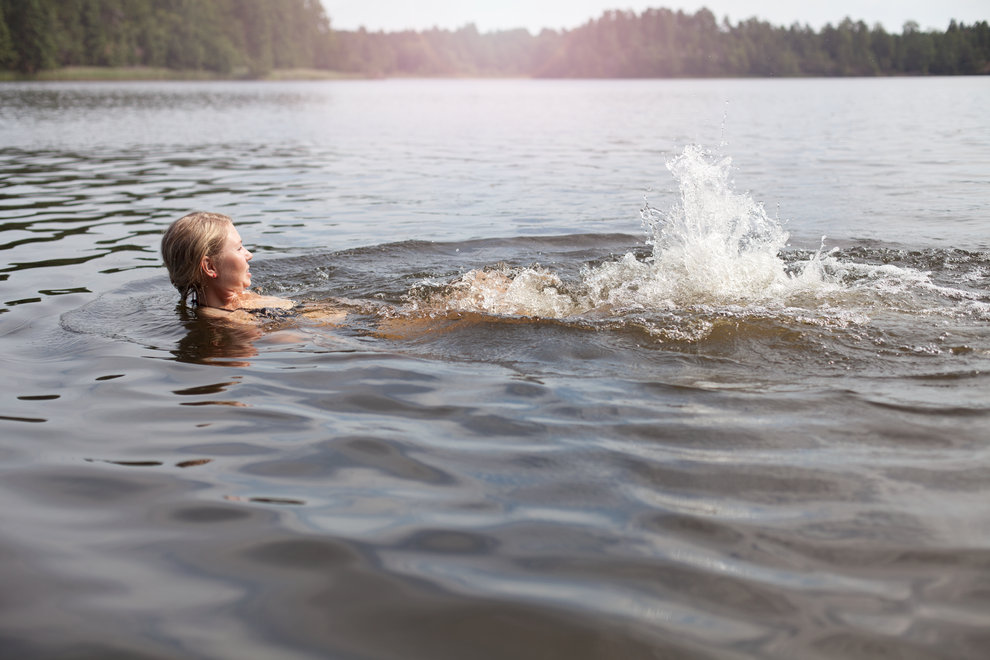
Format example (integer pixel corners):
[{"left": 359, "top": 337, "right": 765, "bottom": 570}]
[{"left": 201, "top": 287, "right": 245, "bottom": 311}]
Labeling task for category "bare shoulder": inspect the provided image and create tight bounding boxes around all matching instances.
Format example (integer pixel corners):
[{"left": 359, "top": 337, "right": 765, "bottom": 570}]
[
  {"left": 238, "top": 293, "right": 295, "bottom": 310},
  {"left": 196, "top": 305, "right": 257, "bottom": 324}
]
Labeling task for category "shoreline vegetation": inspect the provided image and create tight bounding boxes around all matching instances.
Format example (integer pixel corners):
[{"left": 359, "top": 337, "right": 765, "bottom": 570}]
[
  {"left": 1, "top": 65, "right": 981, "bottom": 84},
  {"left": 0, "top": 66, "right": 366, "bottom": 82},
  {"left": 1, "top": 1, "right": 987, "bottom": 81}
]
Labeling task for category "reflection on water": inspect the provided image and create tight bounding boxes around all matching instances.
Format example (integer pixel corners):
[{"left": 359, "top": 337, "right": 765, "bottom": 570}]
[
  {"left": 172, "top": 306, "right": 261, "bottom": 366},
  {"left": 2, "top": 79, "right": 990, "bottom": 659}
]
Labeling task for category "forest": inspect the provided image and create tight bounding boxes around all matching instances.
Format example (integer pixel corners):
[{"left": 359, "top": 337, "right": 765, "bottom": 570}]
[{"left": 1, "top": 0, "right": 988, "bottom": 78}]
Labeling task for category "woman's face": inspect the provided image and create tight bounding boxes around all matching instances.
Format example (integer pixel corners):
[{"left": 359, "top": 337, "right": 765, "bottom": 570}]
[{"left": 209, "top": 224, "right": 253, "bottom": 296}]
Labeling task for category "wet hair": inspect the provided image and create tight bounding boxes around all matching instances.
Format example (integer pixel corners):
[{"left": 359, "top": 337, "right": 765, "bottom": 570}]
[{"left": 161, "top": 211, "right": 233, "bottom": 305}]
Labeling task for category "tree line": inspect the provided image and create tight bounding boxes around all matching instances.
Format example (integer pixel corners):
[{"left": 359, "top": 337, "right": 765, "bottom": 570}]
[
  {"left": 1, "top": 1, "right": 987, "bottom": 77},
  {"left": 0, "top": 0, "right": 333, "bottom": 75}
]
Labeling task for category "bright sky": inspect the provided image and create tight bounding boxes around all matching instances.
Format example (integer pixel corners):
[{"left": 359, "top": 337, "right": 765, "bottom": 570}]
[{"left": 321, "top": 1, "right": 987, "bottom": 34}]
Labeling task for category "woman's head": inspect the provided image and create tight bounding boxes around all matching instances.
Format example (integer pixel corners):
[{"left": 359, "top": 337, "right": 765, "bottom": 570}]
[{"left": 161, "top": 212, "right": 236, "bottom": 305}]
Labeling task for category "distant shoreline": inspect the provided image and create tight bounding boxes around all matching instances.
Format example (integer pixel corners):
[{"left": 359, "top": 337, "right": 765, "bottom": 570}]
[
  {"left": 2, "top": 65, "right": 986, "bottom": 83},
  {"left": 0, "top": 67, "right": 370, "bottom": 83}
]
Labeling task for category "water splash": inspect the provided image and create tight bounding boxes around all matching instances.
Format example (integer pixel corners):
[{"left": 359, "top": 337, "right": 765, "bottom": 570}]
[
  {"left": 583, "top": 145, "right": 832, "bottom": 310},
  {"left": 406, "top": 265, "right": 581, "bottom": 318},
  {"left": 399, "top": 145, "right": 989, "bottom": 336}
]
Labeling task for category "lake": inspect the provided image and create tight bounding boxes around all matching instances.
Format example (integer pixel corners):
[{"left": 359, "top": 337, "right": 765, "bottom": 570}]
[{"left": 1, "top": 77, "right": 988, "bottom": 659}]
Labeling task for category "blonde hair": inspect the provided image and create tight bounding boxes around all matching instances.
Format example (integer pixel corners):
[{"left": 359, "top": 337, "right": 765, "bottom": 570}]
[{"left": 161, "top": 212, "right": 233, "bottom": 305}]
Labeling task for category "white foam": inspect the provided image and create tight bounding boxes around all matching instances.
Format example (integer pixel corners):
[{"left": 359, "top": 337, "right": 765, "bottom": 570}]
[{"left": 407, "top": 266, "right": 582, "bottom": 318}]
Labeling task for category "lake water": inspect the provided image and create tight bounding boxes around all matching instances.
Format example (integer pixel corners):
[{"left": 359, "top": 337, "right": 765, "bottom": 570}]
[{"left": 1, "top": 77, "right": 989, "bottom": 659}]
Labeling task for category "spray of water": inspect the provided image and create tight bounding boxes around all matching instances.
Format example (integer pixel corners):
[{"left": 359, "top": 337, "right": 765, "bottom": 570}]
[
  {"left": 404, "top": 145, "right": 987, "bottom": 333},
  {"left": 405, "top": 145, "right": 838, "bottom": 320},
  {"left": 407, "top": 266, "right": 581, "bottom": 318},
  {"left": 582, "top": 145, "right": 832, "bottom": 311}
]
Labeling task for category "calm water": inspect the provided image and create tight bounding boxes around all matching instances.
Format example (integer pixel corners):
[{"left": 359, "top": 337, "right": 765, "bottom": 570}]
[{"left": 1, "top": 78, "right": 989, "bottom": 659}]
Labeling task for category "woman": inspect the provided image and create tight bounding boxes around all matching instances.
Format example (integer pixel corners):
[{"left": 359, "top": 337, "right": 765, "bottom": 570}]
[
  {"left": 160, "top": 211, "right": 474, "bottom": 338},
  {"left": 161, "top": 211, "right": 334, "bottom": 324}
]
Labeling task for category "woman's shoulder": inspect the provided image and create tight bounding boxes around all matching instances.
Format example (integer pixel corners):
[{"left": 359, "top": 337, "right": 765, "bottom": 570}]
[
  {"left": 196, "top": 305, "right": 257, "bottom": 323},
  {"left": 198, "top": 294, "right": 350, "bottom": 326},
  {"left": 238, "top": 293, "right": 295, "bottom": 311},
  {"left": 195, "top": 294, "right": 296, "bottom": 324}
]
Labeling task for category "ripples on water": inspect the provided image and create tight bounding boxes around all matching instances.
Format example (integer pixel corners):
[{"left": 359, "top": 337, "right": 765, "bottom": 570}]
[{"left": 2, "top": 80, "right": 990, "bottom": 659}]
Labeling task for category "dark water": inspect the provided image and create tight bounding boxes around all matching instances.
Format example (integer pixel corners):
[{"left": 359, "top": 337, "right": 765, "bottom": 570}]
[{"left": 1, "top": 78, "right": 989, "bottom": 659}]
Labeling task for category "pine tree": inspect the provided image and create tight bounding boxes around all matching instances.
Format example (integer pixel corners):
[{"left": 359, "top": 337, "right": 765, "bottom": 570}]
[
  {"left": 4, "top": 0, "right": 58, "bottom": 73},
  {"left": 0, "top": 3, "right": 17, "bottom": 69}
]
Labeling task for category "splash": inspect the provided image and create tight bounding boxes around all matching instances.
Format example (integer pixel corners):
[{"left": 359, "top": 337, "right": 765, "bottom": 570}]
[
  {"left": 582, "top": 145, "right": 831, "bottom": 310},
  {"left": 407, "top": 145, "right": 836, "bottom": 320},
  {"left": 406, "top": 265, "right": 582, "bottom": 318},
  {"left": 400, "top": 145, "right": 987, "bottom": 333}
]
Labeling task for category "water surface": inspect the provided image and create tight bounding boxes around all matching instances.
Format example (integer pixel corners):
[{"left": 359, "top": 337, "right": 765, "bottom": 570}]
[{"left": 1, "top": 78, "right": 989, "bottom": 659}]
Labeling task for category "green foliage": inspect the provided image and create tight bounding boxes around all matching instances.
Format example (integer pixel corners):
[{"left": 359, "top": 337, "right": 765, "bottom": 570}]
[
  {"left": 326, "top": 10, "right": 989, "bottom": 78},
  {"left": 0, "top": 3, "right": 15, "bottom": 69},
  {"left": 0, "top": 2, "right": 986, "bottom": 77},
  {"left": 0, "top": 0, "right": 335, "bottom": 75},
  {"left": 2, "top": 0, "right": 58, "bottom": 72}
]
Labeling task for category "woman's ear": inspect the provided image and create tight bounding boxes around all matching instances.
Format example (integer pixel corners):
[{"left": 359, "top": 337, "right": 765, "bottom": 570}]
[{"left": 201, "top": 255, "right": 217, "bottom": 279}]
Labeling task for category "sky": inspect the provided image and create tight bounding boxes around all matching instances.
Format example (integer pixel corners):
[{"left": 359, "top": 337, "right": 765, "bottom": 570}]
[{"left": 321, "top": 1, "right": 987, "bottom": 34}]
